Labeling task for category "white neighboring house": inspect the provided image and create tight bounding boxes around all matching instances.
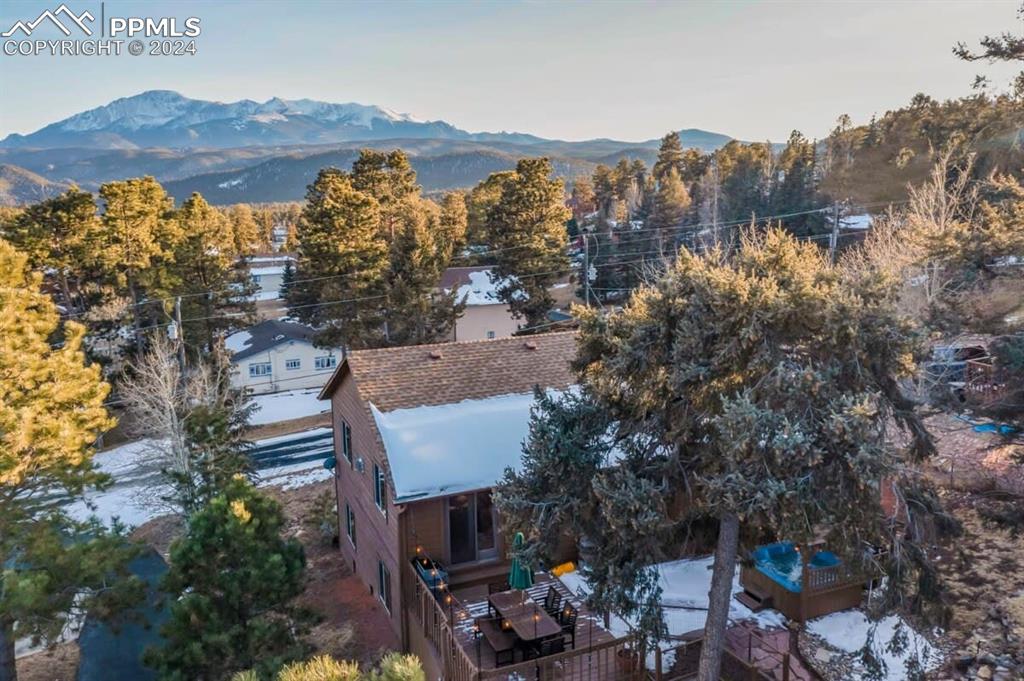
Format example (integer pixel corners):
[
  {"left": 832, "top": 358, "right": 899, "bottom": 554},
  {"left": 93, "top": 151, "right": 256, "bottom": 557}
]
[
  {"left": 225, "top": 319, "right": 340, "bottom": 395},
  {"left": 440, "top": 266, "right": 520, "bottom": 341},
  {"left": 245, "top": 253, "right": 295, "bottom": 302}
]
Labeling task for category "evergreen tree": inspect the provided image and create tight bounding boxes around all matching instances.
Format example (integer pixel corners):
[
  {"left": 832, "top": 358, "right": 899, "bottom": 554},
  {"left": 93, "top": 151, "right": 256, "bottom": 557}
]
[
  {"left": 145, "top": 478, "right": 308, "bottom": 681},
  {"left": 225, "top": 204, "right": 264, "bottom": 255},
  {"left": 570, "top": 177, "right": 597, "bottom": 222},
  {"left": 652, "top": 131, "right": 684, "bottom": 182},
  {"left": 231, "top": 652, "right": 425, "bottom": 681},
  {"left": 98, "top": 176, "right": 179, "bottom": 354},
  {"left": 486, "top": 158, "right": 571, "bottom": 328},
  {"left": 285, "top": 168, "right": 388, "bottom": 348},
  {"left": 350, "top": 149, "right": 418, "bottom": 211},
  {"left": 497, "top": 228, "right": 944, "bottom": 681},
  {"left": 772, "top": 131, "right": 824, "bottom": 234},
  {"left": 436, "top": 191, "right": 468, "bottom": 263},
  {"left": 171, "top": 193, "right": 256, "bottom": 354},
  {"left": 279, "top": 260, "right": 296, "bottom": 301},
  {"left": 466, "top": 171, "right": 515, "bottom": 247},
  {"left": 591, "top": 164, "right": 616, "bottom": 221},
  {"left": 650, "top": 168, "right": 691, "bottom": 254},
  {"left": 0, "top": 240, "right": 142, "bottom": 681},
  {"left": 381, "top": 197, "right": 463, "bottom": 346},
  {"left": 6, "top": 187, "right": 101, "bottom": 314}
]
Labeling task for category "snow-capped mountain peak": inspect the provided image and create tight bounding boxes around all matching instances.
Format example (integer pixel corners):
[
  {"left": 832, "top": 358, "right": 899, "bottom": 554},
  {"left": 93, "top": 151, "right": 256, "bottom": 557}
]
[{"left": 52, "top": 91, "right": 426, "bottom": 134}]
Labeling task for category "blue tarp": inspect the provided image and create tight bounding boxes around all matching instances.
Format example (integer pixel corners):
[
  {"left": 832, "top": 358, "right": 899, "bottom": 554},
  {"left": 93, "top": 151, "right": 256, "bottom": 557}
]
[{"left": 76, "top": 549, "right": 169, "bottom": 681}]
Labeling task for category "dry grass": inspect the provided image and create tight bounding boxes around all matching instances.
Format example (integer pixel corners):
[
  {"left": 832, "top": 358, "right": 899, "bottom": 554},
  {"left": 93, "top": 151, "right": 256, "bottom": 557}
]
[{"left": 15, "top": 642, "right": 79, "bottom": 681}]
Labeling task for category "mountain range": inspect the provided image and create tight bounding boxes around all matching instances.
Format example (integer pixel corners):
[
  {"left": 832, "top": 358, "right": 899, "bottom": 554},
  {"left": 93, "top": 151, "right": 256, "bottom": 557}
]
[{"left": 0, "top": 90, "right": 740, "bottom": 205}]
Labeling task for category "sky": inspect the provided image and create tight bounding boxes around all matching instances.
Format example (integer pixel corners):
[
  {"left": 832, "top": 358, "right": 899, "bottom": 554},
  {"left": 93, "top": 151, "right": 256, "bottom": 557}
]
[{"left": 0, "top": 0, "right": 1020, "bottom": 143}]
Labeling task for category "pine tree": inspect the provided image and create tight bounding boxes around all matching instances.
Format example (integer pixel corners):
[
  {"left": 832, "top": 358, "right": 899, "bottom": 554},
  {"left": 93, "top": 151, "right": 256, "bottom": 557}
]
[
  {"left": 171, "top": 193, "right": 256, "bottom": 354},
  {"left": 591, "top": 165, "right": 616, "bottom": 221},
  {"left": 225, "top": 204, "right": 264, "bottom": 255},
  {"left": 286, "top": 168, "right": 388, "bottom": 348},
  {"left": 652, "top": 131, "right": 684, "bottom": 182},
  {"left": 466, "top": 171, "right": 515, "bottom": 247},
  {"left": 486, "top": 158, "right": 571, "bottom": 328},
  {"left": 772, "top": 131, "right": 822, "bottom": 234},
  {"left": 650, "top": 168, "right": 691, "bottom": 254},
  {"left": 98, "top": 176, "right": 179, "bottom": 354},
  {"left": 0, "top": 239, "right": 142, "bottom": 681},
  {"left": 144, "top": 478, "right": 308, "bottom": 681},
  {"left": 570, "top": 177, "right": 597, "bottom": 222},
  {"left": 436, "top": 191, "right": 468, "bottom": 263},
  {"left": 497, "top": 228, "right": 944, "bottom": 680},
  {"left": 381, "top": 197, "right": 463, "bottom": 346},
  {"left": 6, "top": 187, "right": 102, "bottom": 314}
]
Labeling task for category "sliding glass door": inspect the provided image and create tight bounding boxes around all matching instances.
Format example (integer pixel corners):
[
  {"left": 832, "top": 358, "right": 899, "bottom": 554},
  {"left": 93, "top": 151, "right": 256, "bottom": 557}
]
[{"left": 447, "top": 491, "right": 497, "bottom": 564}]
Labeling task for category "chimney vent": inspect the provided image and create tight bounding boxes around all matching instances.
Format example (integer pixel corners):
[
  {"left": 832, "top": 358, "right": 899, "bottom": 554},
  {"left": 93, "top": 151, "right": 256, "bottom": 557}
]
[
  {"left": 429, "top": 349, "right": 444, "bottom": 360},
  {"left": 524, "top": 341, "right": 538, "bottom": 351}
]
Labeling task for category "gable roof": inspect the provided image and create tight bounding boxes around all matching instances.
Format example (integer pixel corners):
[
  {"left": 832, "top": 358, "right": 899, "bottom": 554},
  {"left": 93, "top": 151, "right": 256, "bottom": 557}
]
[
  {"left": 318, "top": 331, "right": 577, "bottom": 411},
  {"left": 227, "top": 319, "right": 318, "bottom": 361}
]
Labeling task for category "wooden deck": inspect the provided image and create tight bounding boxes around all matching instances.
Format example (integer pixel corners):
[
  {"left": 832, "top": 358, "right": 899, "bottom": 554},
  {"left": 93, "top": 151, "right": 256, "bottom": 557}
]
[
  {"left": 406, "top": 561, "right": 638, "bottom": 681},
  {"left": 451, "top": 573, "right": 621, "bottom": 672}
]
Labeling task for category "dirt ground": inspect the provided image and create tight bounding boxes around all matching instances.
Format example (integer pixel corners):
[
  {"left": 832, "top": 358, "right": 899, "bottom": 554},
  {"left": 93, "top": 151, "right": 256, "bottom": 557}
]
[
  {"left": 15, "top": 642, "right": 79, "bottom": 681},
  {"left": 246, "top": 412, "right": 332, "bottom": 441}
]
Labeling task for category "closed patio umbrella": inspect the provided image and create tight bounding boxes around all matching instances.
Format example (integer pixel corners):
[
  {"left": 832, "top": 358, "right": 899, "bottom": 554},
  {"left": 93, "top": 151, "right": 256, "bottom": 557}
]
[{"left": 508, "top": 531, "right": 533, "bottom": 590}]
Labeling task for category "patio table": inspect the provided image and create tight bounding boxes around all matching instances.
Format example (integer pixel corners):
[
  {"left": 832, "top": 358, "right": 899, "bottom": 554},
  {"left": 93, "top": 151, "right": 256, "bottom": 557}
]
[{"left": 488, "top": 590, "right": 562, "bottom": 643}]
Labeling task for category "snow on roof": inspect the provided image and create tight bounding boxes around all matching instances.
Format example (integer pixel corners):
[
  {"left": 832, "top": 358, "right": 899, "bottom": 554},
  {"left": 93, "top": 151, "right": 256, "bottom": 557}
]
[
  {"left": 841, "top": 214, "right": 873, "bottom": 230},
  {"left": 250, "top": 265, "right": 286, "bottom": 276},
  {"left": 454, "top": 269, "right": 504, "bottom": 305},
  {"left": 370, "top": 392, "right": 536, "bottom": 502},
  {"left": 225, "top": 330, "right": 252, "bottom": 353}
]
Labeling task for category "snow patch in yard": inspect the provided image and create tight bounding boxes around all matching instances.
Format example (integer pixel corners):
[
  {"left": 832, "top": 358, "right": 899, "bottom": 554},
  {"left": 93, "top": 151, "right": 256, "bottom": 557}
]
[
  {"left": 808, "top": 611, "right": 940, "bottom": 681},
  {"left": 558, "top": 556, "right": 785, "bottom": 641},
  {"left": 249, "top": 388, "right": 326, "bottom": 425}
]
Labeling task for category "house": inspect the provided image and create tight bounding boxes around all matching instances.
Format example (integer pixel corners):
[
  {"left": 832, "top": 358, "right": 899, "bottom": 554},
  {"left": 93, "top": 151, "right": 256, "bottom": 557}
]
[
  {"left": 245, "top": 253, "right": 295, "bottom": 302},
  {"left": 225, "top": 319, "right": 340, "bottom": 395},
  {"left": 318, "top": 332, "right": 632, "bottom": 680},
  {"left": 440, "top": 266, "right": 520, "bottom": 341}
]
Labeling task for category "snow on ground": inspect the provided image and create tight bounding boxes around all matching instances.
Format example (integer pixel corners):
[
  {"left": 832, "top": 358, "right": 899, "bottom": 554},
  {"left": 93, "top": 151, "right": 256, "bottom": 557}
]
[
  {"left": 808, "top": 610, "right": 940, "bottom": 681},
  {"left": 559, "top": 557, "right": 784, "bottom": 639},
  {"left": 249, "top": 388, "right": 327, "bottom": 425},
  {"left": 560, "top": 557, "right": 786, "bottom": 670},
  {"left": 64, "top": 427, "right": 334, "bottom": 528}
]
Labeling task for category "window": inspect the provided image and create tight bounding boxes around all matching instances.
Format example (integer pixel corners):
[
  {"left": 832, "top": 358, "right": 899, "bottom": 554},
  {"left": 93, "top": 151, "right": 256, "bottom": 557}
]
[
  {"left": 251, "top": 274, "right": 262, "bottom": 283},
  {"left": 373, "top": 463, "right": 387, "bottom": 517},
  {"left": 315, "top": 355, "right": 337, "bottom": 371},
  {"left": 285, "top": 358, "right": 301, "bottom": 370},
  {"left": 341, "top": 421, "right": 353, "bottom": 463},
  {"left": 248, "top": 362, "right": 272, "bottom": 378},
  {"left": 378, "top": 560, "right": 392, "bottom": 612},
  {"left": 345, "top": 502, "right": 356, "bottom": 548},
  {"left": 486, "top": 330, "right": 496, "bottom": 339}
]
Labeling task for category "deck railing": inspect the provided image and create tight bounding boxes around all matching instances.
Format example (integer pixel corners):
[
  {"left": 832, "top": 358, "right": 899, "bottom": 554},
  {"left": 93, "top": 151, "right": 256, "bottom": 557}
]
[
  {"left": 406, "top": 560, "right": 639, "bottom": 681},
  {"left": 652, "top": 631, "right": 791, "bottom": 681}
]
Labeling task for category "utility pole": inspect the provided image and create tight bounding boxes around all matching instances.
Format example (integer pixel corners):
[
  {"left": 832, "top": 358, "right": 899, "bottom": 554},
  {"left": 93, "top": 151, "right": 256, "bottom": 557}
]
[
  {"left": 582, "top": 233, "right": 591, "bottom": 307},
  {"left": 829, "top": 200, "right": 841, "bottom": 264},
  {"left": 174, "top": 296, "right": 186, "bottom": 376},
  {"left": 711, "top": 158, "right": 721, "bottom": 249}
]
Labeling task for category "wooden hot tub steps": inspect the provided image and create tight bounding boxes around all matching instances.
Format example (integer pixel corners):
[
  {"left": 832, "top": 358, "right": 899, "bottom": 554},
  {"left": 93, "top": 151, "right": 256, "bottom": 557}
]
[{"left": 735, "top": 588, "right": 772, "bottom": 612}]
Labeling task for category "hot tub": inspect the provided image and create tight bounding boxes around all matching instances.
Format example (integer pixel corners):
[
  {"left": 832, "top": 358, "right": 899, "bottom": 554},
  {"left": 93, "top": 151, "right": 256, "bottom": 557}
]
[{"left": 750, "top": 542, "right": 840, "bottom": 592}]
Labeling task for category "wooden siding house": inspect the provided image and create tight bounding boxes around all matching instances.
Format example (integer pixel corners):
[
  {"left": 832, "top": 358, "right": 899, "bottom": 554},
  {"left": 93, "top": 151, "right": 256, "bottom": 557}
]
[{"left": 318, "top": 333, "right": 637, "bottom": 680}]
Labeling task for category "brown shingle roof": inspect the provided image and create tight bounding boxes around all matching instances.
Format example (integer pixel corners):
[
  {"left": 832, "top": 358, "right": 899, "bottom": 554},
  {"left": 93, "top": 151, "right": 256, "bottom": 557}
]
[
  {"left": 438, "top": 266, "right": 491, "bottom": 290},
  {"left": 319, "top": 332, "right": 577, "bottom": 411}
]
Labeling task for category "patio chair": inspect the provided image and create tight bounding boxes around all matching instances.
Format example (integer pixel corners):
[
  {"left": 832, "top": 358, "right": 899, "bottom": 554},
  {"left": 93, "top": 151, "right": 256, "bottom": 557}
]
[
  {"left": 524, "top": 634, "right": 565, "bottom": 660},
  {"left": 559, "top": 603, "right": 578, "bottom": 649},
  {"left": 487, "top": 580, "right": 510, "bottom": 616},
  {"left": 542, "top": 585, "right": 562, "bottom": 619}
]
